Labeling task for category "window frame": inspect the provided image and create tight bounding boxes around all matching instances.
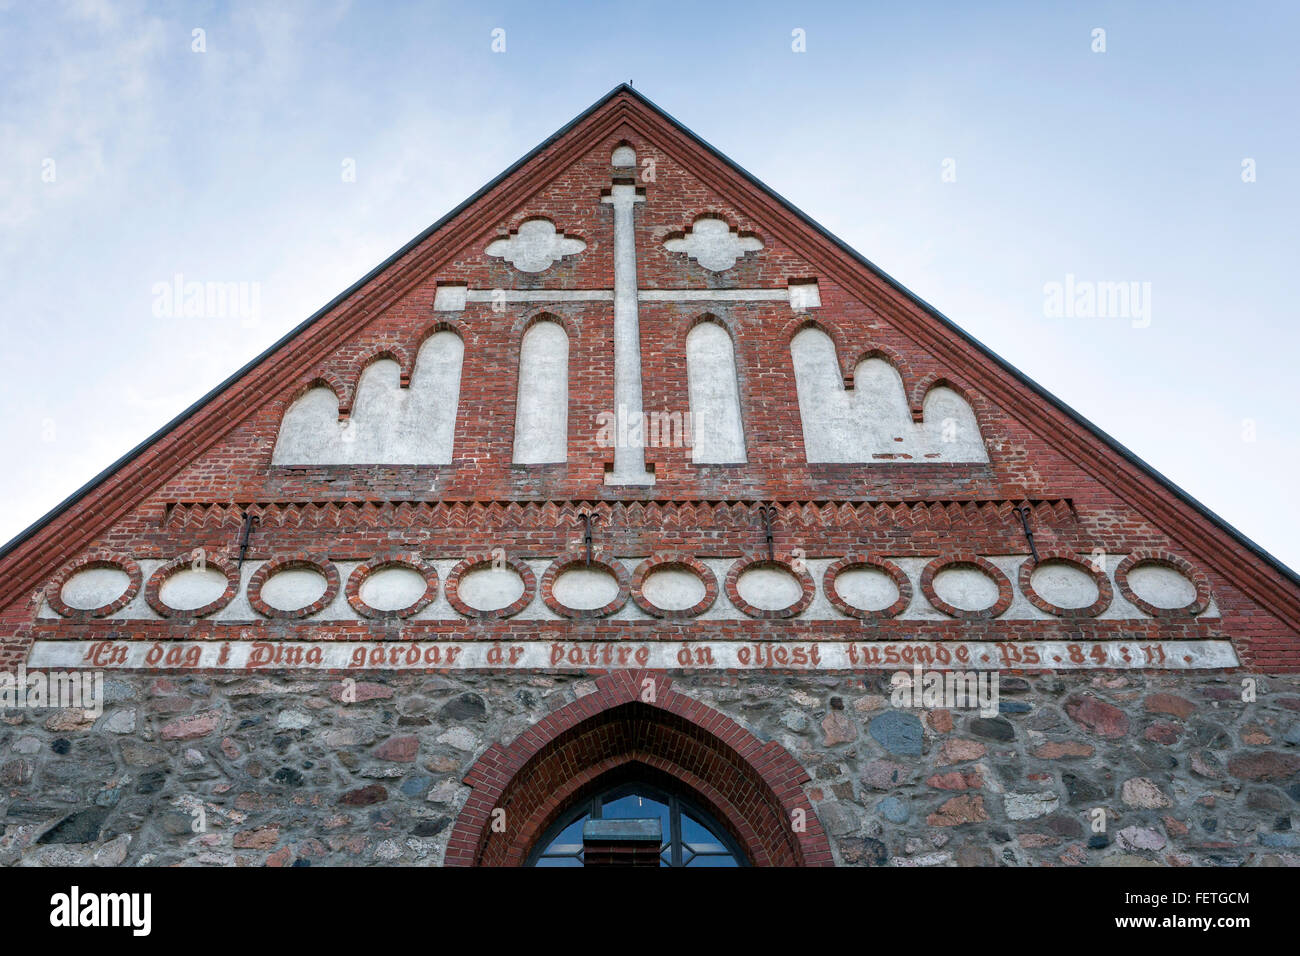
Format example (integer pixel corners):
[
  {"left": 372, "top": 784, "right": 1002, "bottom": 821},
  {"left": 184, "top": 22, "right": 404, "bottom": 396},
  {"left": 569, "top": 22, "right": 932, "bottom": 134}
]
[{"left": 525, "top": 778, "right": 749, "bottom": 867}]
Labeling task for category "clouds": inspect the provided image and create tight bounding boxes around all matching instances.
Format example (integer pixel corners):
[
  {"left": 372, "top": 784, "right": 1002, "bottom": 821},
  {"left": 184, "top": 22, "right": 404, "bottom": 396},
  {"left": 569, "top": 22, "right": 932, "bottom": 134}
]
[{"left": 0, "top": 1, "right": 1296, "bottom": 571}]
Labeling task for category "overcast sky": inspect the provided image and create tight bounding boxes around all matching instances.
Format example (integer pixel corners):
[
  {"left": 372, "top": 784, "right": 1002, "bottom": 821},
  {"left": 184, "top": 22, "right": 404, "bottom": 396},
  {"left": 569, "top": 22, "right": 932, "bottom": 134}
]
[{"left": 1, "top": 0, "right": 1297, "bottom": 570}]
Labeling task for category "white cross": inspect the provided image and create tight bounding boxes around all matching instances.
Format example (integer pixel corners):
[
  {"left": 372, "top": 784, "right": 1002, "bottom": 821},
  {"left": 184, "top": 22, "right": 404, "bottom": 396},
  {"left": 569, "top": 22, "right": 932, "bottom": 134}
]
[{"left": 434, "top": 174, "right": 821, "bottom": 486}]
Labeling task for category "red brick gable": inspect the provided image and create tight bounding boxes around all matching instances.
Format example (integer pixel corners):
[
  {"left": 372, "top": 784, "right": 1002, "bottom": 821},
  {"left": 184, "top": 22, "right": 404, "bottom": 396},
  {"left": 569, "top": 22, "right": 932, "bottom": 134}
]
[{"left": 1, "top": 85, "right": 1297, "bottom": 670}]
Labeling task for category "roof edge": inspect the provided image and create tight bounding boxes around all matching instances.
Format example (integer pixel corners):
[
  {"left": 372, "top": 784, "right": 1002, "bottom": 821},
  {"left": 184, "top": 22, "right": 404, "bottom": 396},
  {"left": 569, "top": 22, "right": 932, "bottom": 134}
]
[
  {"left": 608, "top": 86, "right": 1300, "bottom": 593},
  {"left": 0, "top": 84, "right": 635, "bottom": 563}
]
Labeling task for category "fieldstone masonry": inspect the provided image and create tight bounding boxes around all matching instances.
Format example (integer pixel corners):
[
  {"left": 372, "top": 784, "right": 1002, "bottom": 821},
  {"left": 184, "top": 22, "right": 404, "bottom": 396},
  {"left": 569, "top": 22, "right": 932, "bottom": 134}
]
[
  {"left": 2, "top": 671, "right": 1298, "bottom": 866},
  {"left": 2, "top": 87, "right": 1297, "bottom": 867}
]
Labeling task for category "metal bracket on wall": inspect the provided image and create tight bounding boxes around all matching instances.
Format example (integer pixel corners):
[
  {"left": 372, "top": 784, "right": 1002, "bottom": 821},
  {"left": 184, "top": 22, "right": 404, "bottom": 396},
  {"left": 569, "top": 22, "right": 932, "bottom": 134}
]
[
  {"left": 1012, "top": 504, "right": 1039, "bottom": 563},
  {"left": 581, "top": 512, "right": 598, "bottom": 564},
  {"left": 236, "top": 512, "right": 260, "bottom": 571},
  {"left": 759, "top": 504, "right": 776, "bottom": 562}
]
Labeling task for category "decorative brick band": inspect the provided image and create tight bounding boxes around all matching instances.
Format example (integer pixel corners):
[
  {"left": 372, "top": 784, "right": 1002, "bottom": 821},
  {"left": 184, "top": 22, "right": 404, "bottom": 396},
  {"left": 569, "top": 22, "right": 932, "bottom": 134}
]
[
  {"left": 724, "top": 554, "right": 816, "bottom": 619},
  {"left": 45, "top": 552, "right": 142, "bottom": 620},
  {"left": 823, "top": 554, "right": 912, "bottom": 619},
  {"left": 445, "top": 671, "right": 832, "bottom": 867},
  {"left": 162, "top": 497, "right": 1080, "bottom": 533},
  {"left": 145, "top": 550, "right": 240, "bottom": 619},
  {"left": 539, "top": 549, "right": 629, "bottom": 619},
  {"left": 630, "top": 553, "right": 718, "bottom": 619},
  {"left": 1018, "top": 551, "right": 1112, "bottom": 618},
  {"left": 345, "top": 550, "right": 438, "bottom": 620},
  {"left": 921, "top": 553, "right": 1014, "bottom": 620},
  {"left": 1114, "top": 550, "right": 1211, "bottom": 618},
  {"left": 445, "top": 552, "right": 536, "bottom": 619},
  {"left": 247, "top": 553, "right": 340, "bottom": 620}
]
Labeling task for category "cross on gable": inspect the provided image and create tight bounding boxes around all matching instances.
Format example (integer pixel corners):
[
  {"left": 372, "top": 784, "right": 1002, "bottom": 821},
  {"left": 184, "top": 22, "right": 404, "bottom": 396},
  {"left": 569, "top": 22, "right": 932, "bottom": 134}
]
[{"left": 433, "top": 168, "right": 821, "bottom": 486}]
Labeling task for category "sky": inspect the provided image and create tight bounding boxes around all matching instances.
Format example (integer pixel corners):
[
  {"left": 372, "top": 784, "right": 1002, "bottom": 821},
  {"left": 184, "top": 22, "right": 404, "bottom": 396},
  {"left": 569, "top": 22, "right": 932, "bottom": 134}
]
[{"left": 1, "top": 0, "right": 1297, "bottom": 569}]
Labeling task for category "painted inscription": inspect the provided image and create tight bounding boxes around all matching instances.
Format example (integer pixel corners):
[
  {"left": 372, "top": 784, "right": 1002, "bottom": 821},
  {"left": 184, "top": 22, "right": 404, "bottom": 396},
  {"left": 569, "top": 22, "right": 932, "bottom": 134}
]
[{"left": 27, "top": 639, "right": 1239, "bottom": 672}]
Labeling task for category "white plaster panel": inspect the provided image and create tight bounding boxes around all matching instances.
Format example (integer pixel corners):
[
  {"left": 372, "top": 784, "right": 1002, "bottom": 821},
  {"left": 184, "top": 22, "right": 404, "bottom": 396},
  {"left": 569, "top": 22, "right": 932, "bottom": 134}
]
[
  {"left": 638, "top": 289, "right": 785, "bottom": 303},
  {"left": 736, "top": 565, "right": 802, "bottom": 611},
  {"left": 60, "top": 568, "right": 130, "bottom": 610},
  {"left": 260, "top": 569, "right": 328, "bottom": 612},
  {"left": 932, "top": 566, "right": 999, "bottom": 612},
  {"left": 30, "top": 640, "right": 1241, "bottom": 673},
  {"left": 788, "top": 280, "right": 822, "bottom": 310},
  {"left": 359, "top": 566, "right": 428, "bottom": 612},
  {"left": 552, "top": 567, "right": 620, "bottom": 610},
  {"left": 834, "top": 567, "right": 900, "bottom": 612},
  {"left": 499, "top": 560, "right": 561, "bottom": 620},
  {"left": 272, "top": 332, "right": 463, "bottom": 465},
  {"left": 485, "top": 219, "right": 586, "bottom": 273},
  {"left": 663, "top": 218, "right": 763, "bottom": 272},
  {"left": 513, "top": 320, "right": 568, "bottom": 464},
  {"left": 695, "top": 558, "right": 741, "bottom": 620},
  {"left": 641, "top": 567, "right": 706, "bottom": 611},
  {"left": 433, "top": 284, "right": 467, "bottom": 311},
  {"left": 158, "top": 568, "right": 228, "bottom": 611},
  {"left": 611, "top": 145, "right": 636, "bottom": 166},
  {"left": 790, "top": 327, "right": 987, "bottom": 463},
  {"left": 799, "top": 558, "right": 838, "bottom": 619},
  {"left": 1127, "top": 564, "right": 1197, "bottom": 609},
  {"left": 606, "top": 557, "right": 653, "bottom": 620},
  {"left": 686, "top": 321, "right": 747, "bottom": 463},
  {"left": 456, "top": 566, "right": 526, "bottom": 612},
  {"left": 923, "top": 386, "right": 988, "bottom": 462},
  {"left": 1030, "top": 561, "right": 1099, "bottom": 609}
]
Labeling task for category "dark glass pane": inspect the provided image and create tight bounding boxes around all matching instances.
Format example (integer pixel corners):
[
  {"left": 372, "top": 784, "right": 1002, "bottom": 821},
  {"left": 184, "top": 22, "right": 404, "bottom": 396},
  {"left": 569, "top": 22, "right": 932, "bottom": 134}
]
[
  {"left": 536, "top": 856, "right": 583, "bottom": 867},
  {"left": 686, "top": 854, "right": 739, "bottom": 867}
]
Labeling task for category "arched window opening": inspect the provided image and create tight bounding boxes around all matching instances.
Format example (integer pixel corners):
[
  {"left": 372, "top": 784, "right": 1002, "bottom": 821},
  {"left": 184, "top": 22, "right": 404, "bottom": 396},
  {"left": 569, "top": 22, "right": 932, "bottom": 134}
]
[{"left": 527, "top": 778, "right": 747, "bottom": 868}]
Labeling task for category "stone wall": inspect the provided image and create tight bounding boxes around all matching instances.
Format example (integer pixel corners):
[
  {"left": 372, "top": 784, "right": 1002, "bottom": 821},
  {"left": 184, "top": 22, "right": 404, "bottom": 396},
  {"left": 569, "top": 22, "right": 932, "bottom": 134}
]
[{"left": 3, "top": 669, "right": 1297, "bottom": 867}]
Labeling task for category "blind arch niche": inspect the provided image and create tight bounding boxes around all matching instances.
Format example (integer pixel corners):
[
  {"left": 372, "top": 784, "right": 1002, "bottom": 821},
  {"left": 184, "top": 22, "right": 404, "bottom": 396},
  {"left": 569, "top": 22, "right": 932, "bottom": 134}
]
[
  {"left": 686, "top": 318, "right": 747, "bottom": 463},
  {"left": 513, "top": 317, "right": 569, "bottom": 464}
]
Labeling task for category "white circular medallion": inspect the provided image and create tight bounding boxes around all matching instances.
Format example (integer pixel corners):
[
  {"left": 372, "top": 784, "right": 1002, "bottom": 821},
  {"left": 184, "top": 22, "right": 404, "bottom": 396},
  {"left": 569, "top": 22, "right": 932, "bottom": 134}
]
[
  {"left": 457, "top": 566, "right": 526, "bottom": 612},
  {"left": 1030, "top": 561, "right": 1099, "bottom": 610},
  {"left": 158, "top": 568, "right": 228, "bottom": 611},
  {"left": 932, "top": 566, "right": 999, "bottom": 612},
  {"left": 359, "top": 566, "right": 428, "bottom": 612},
  {"left": 260, "top": 568, "right": 328, "bottom": 612},
  {"left": 60, "top": 567, "right": 130, "bottom": 611},
  {"left": 736, "top": 566, "right": 802, "bottom": 611},
  {"left": 552, "top": 567, "right": 620, "bottom": 610},
  {"left": 641, "top": 567, "right": 706, "bottom": 612},
  {"left": 1127, "top": 563, "right": 1197, "bottom": 610},
  {"left": 833, "top": 567, "right": 900, "bottom": 612}
]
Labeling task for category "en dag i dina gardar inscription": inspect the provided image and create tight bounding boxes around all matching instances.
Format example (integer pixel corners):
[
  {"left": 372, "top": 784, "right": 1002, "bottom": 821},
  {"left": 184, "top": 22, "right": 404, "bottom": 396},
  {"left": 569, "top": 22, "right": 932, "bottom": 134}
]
[{"left": 28, "top": 638, "right": 1239, "bottom": 672}]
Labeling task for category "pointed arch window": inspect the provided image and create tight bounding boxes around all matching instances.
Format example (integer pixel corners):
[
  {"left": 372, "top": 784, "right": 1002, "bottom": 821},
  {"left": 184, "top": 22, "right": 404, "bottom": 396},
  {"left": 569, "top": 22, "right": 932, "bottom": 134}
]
[{"left": 528, "top": 778, "right": 747, "bottom": 867}]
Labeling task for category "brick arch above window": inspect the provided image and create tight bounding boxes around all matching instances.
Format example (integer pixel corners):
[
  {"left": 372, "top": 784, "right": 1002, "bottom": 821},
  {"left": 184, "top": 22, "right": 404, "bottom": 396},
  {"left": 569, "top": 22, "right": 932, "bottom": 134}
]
[{"left": 445, "top": 671, "right": 832, "bottom": 867}]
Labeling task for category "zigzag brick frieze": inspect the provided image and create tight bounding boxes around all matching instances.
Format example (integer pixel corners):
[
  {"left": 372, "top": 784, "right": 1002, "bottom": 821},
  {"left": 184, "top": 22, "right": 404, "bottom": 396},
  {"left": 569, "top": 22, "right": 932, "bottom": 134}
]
[{"left": 160, "top": 498, "right": 1078, "bottom": 532}]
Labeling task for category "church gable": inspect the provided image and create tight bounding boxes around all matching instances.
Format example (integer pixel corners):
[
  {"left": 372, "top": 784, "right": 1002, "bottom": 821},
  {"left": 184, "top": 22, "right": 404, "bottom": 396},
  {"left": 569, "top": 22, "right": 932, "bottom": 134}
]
[
  {"left": 1, "top": 84, "right": 1297, "bottom": 669},
  {"left": 3, "top": 85, "right": 1300, "bottom": 871}
]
